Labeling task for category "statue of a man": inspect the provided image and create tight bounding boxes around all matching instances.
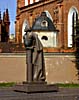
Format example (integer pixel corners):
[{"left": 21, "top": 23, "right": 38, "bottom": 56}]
[{"left": 23, "top": 27, "right": 46, "bottom": 82}]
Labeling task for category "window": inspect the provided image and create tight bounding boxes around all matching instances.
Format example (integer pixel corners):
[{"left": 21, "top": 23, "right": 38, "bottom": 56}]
[
  {"left": 35, "top": 0, "right": 39, "bottom": 2},
  {"left": 30, "top": 0, "right": 33, "bottom": 4},
  {"left": 25, "top": 0, "right": 28, "bottom": 6},
  {"left": 41, "top": 20, "right": 48, "bottom": 27},
  {"left": 68, "top": 7, "right": 78, "bottom": 47}
]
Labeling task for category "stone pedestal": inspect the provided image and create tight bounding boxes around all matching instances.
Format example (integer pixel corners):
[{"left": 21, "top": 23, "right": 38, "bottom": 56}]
[{"left": 14, "top": 82, "right": 58, "bottom": 93}]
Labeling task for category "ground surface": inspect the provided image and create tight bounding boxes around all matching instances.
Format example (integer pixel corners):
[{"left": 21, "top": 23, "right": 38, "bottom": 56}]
[{"left": 0, "top": 87, "right": 79, "bottom": 100}]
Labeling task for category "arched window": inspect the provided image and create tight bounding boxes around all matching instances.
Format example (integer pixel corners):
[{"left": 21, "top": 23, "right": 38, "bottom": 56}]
[
  {"left": 68, "top": 7, "right": 78, "bottom": 47},
  {"left": 22, "top": 20, "right": 29, "bottom": 43}
]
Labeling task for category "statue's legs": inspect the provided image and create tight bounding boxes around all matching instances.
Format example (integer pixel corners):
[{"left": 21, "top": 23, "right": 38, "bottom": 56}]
[{"left": 26, "top": 49, "right": 33, "bottom": 83}]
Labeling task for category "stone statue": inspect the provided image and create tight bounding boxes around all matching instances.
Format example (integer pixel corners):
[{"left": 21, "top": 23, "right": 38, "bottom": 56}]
[
  {"left": 23, "top": 27, "right": 46, "bottom": 83},
  {"left": 15, "top": 26, "right": 58, "bottom": 93}
]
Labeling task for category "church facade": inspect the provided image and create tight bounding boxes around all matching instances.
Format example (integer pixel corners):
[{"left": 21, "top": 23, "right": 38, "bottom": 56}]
[
  {"left": 0, "top": 9, "right": 10, "bottom": 42},
  {"left": 15, "top": 0, "right": 79, "bottom": 52}
]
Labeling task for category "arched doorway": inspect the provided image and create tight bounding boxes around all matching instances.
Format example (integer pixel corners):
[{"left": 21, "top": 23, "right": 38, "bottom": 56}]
[
  {"left": 68, "top": 7, "right": 78, "bottom": 47},
  {"left": 22, "top": 20, "right": 29, "bottom": 43}
]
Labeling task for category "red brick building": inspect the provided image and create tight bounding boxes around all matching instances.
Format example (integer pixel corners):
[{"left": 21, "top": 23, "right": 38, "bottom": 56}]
[
  {"left": 15, "top": 0, "right": 79, "bottom": 52},
  {"left": 0, "top": 9, "right": 10, "bottom": 42}
]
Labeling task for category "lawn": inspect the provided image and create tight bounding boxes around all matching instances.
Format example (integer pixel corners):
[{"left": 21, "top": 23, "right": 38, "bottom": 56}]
[
  {"left": 0, "top": 82, "right": 16, "bottom": 87},
  {"left": 0, "top": 82, "right": 79, "bottom": 88},
  {"left": 57, "top": 83, "right": 79, "bottom": 88}
]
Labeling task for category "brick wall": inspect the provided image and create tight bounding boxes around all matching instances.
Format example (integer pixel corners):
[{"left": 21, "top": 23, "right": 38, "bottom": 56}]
[{"left": 16, "top": 0, "right": 79, "bottom": 51}]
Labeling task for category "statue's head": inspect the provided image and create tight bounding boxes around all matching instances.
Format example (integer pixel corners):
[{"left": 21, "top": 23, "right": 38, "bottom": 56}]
[{"left": 23, "top": 26, "right": 33, "bottom": 47}]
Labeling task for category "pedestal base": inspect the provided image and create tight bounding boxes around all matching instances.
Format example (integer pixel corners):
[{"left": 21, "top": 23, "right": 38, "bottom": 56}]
[{"left": 14, "top": 82, "right": 58, "bottom": 93}]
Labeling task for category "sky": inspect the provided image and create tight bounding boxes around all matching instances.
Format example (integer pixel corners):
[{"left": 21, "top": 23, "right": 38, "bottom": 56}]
[{"left": 0, "top": 0, "right": 16, "bottom": 34}]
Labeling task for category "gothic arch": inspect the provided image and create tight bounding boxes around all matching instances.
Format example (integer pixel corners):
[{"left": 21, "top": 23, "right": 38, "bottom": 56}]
[
  {"left": 68, "top": 7, "right": 78, "bottom": 47},
  {"left": 22, "top": 20, "right": 29, "bottom": 43}
]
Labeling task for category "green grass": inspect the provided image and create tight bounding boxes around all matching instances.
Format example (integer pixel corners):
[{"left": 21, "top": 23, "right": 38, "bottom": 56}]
[
  {"left": 0, "top": 82, "right": 79, "bottom": 88},
  {"left": 57, "top": 83, "right": 79, "bottom": 88},
  {"left": 0, "top": 82, "right": 16, "bottom": 87}
]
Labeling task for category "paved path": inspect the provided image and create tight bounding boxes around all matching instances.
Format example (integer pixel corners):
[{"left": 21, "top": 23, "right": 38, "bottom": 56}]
[{"left": 0, "top": 87, "right": 79, "bottom": 100}]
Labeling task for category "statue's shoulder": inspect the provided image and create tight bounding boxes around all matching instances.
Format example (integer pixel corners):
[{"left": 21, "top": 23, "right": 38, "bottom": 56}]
[{"left": 26, "top": 32, "right": 33, "bottom": 38}]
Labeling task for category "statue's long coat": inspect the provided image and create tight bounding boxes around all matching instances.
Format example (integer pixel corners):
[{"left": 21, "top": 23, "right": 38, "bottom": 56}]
[
  {"left": 24, "top": 32, "right": 46, "bottom": 81},
  {"left": 32, "top": 33, "right": 46, "bottom": 81}
]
